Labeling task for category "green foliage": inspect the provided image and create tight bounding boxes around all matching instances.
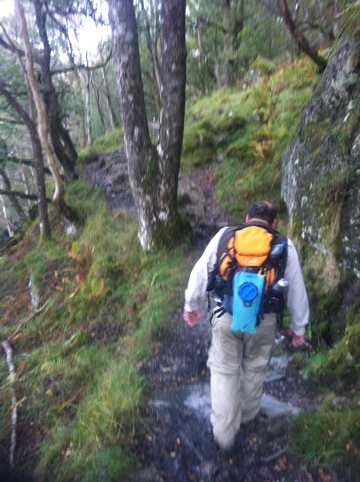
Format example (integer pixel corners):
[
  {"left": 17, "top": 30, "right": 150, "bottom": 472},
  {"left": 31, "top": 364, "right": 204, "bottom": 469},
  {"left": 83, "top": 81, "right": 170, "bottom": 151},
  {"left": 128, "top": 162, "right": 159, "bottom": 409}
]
[
  {"left": 78, "top": 129, "right": 124, "bottom": 161},
  {"left": 182, "top": 56, "right": 317, "bottom": 222},
  {"left": 182, "top": 119, "right": 216, "bottom": 167},
  {"left": 289, "top": 408, "right": 360, "bottom": 478},
  {"left": 65, "top": 179, "right": 109, "bottom": 219},
  {"left": 76, "top": 361, "right": 145, "bottom": 448},
  {"left": 302, "top": 322, "right": 360, "bottom": 389}
]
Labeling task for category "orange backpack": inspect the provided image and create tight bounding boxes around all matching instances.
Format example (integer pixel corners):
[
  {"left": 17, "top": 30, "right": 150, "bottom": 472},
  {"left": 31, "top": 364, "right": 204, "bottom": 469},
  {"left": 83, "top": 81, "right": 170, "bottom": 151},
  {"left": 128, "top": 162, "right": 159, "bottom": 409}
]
[{"left": 207, "top": 222, "right": 288, "bottom": 326}]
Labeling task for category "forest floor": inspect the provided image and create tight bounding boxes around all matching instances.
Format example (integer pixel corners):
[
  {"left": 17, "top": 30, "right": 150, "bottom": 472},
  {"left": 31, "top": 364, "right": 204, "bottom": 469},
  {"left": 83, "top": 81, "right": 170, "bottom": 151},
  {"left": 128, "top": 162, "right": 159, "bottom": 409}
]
[{"left": 84, "top": 155, "right": 340, "bottom": 482}]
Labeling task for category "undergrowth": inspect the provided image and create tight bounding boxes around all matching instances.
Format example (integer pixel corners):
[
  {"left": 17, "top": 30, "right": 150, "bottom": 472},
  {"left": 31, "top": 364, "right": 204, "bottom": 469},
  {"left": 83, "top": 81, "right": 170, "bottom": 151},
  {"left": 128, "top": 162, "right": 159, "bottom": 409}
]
[
  {"left": 0, "top": 179, "right": 193, "bottom": 481},
  {"left": 182, "top": 56, "right": 318, "bottom": 223}
]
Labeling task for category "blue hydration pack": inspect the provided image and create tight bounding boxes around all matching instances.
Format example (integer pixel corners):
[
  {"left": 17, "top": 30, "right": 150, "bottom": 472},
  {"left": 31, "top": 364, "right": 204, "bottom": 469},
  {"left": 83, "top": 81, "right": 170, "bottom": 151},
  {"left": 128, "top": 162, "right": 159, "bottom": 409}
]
[{"left": 231, "top": 268, "right": 266, "bottom": 334}]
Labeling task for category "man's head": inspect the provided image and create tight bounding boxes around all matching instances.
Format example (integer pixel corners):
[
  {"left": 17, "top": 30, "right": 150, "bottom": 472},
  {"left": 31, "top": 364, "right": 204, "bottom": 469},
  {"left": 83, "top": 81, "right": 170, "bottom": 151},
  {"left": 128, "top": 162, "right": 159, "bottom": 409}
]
[{"left": 246, "top": 200, "right": 277, "bottom": 227}]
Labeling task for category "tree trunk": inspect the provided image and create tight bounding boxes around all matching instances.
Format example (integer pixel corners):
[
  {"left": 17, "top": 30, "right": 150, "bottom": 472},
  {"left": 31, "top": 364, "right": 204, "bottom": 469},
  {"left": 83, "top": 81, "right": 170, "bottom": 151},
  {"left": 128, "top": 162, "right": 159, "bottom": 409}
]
[
  {"left": 84, "top": 56, "right": 93, "bottom": 146},
  {"left": 278, "top": 0, "right": 327, "bottom": 73},
  {"left": 0, "top": 82, "right": 51, "bottom": 239},
  {"left": 15, "top": 0, "right": 78, "bottom": 226},
  {"left": 100, "top": 50, "right": 119, "bottom": 130},
  {"left": 109, "top": 0, "right": 188, "bottom": 251},
  {"left": 0, "top": 168, "right": 25, "bottom": 219},
  {"left": 21, "top": 165, "right": 32, "bottom": 208},
  {"left": 0, "top": 195, "right": 14, "bottom": 237},
  {"left": 140, "top": 0, "right": 161, "bottom": 109},
  {"left": 28, "top": 124, "right": 52, "bottom": 239},
  {"left": 33, "top": 0, "right": 78, "bottom": 179},
  {"left": 223, "top": 0, "right": 234, "bottom": 87},
  {"left": 92, "top": 74, "right": 108, "bottom": 132}
]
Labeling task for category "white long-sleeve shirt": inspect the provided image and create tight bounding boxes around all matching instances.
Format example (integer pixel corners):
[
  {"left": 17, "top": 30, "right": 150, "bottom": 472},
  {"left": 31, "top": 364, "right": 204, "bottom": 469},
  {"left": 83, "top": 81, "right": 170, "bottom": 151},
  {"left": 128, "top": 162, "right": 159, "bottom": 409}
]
[{"left": 184, "top": 226, "right": 309, "bottom": 336}]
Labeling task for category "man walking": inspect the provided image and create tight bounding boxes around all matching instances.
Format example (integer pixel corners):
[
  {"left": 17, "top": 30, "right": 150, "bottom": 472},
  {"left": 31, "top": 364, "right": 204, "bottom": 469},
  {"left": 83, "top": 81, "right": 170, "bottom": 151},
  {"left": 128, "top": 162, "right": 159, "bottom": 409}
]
[{"left": 183, "top": 200, "right": 309, "bottom": 452}]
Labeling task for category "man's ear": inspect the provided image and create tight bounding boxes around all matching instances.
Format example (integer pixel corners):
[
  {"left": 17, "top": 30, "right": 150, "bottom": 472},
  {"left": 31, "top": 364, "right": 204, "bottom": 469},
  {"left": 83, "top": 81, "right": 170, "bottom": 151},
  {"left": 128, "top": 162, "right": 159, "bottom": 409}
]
[
  {"left": 245, "top": 215, "right": 250, "bottom": 222},
  {"left": 271, "top": 219, "right": 278, "bottom": 228}
]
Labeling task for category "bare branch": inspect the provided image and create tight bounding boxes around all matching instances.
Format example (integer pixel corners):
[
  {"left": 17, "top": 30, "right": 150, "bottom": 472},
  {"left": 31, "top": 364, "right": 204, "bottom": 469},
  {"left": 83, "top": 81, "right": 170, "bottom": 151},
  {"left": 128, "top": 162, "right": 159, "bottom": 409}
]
[
  {"left": 2, "top": 156, "right": 53, "bottom": 177},
  {"left": 51, "top": 49, "right": 113, "bottom": 76},
  {"left": 0, "top": 188, "right": 50, "bottom": 202}
]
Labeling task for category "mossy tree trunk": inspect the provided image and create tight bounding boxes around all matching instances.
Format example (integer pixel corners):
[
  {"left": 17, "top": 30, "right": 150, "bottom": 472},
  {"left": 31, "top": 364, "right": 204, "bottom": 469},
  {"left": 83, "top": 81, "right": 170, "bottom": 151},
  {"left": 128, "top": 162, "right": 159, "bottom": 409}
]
[{"left": 109, "top": 0, "right": 189, "bottom": 251}]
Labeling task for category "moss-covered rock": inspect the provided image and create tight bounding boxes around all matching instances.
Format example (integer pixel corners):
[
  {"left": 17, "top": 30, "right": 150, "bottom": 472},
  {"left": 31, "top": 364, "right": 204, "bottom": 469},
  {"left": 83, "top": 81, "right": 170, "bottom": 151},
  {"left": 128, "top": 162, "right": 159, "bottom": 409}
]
[{"left": 281, "top": 37, "right": 360, "bottom": 343}]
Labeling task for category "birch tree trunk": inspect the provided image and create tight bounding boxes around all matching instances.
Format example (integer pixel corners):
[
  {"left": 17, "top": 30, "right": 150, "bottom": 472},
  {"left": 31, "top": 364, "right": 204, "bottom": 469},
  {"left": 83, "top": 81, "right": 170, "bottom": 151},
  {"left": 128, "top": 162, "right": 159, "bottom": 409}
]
[
  {"left": 33, "top": 0, "right": 78, "bottom": 179},
  {"left": 0, "top": 168, "right": 25, "bottom": 220},
  {"left": 109, "top": 0, "right": 189, "bottom": 251}
]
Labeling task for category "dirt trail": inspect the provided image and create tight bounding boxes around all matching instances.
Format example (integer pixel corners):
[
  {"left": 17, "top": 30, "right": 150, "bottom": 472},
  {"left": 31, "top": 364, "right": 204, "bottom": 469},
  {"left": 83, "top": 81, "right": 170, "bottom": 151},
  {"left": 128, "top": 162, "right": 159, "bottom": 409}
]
[{"left": 129, "top": 306, "right": 321, "bottom": 482}]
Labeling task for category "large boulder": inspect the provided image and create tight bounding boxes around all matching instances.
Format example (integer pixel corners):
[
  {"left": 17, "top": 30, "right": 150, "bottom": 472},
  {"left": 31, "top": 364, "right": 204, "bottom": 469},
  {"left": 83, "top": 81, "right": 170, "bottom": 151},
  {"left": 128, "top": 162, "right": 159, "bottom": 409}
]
[{"left": 281, "top": 36, "right": 360, "bottom": 337}]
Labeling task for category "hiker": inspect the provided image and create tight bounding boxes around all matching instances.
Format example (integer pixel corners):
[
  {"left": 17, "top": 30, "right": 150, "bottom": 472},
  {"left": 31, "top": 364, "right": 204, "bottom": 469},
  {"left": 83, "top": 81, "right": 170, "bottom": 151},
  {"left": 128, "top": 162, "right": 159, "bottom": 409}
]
[{"left": 183, "top": 200, "right": 309, "bottom": 452}]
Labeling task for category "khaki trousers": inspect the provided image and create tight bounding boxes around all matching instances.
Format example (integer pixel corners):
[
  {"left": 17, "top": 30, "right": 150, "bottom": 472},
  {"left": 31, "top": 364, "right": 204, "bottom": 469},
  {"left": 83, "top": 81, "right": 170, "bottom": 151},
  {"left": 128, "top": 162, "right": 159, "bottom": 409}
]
[{"left": 207, "top": 306, "right": 277, "bottom": 451}]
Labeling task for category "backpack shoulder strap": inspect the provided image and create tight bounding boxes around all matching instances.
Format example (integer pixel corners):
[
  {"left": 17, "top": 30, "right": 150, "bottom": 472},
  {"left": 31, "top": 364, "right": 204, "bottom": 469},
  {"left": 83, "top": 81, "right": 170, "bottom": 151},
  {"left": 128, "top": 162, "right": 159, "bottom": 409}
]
[
  {"left": 216, "top": 224, "right": 245, "bottom": 259},
  {"left": 216, "top": 224, "right": 246, "bottom": 280}
]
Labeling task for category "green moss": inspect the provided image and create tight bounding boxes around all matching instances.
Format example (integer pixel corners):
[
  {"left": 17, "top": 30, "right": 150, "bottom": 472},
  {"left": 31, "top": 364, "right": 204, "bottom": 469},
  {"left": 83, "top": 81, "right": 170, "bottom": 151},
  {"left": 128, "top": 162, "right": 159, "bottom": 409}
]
[
  {"left": 303, "top": 322, "right": 360, "bottom": 389},
  {"left": 152, "top": 213, "right": 192, "bottom": 250},
  {"left": 183, "top": 119, "right": 215, "bottom": 153},
  {"left": 249, "top": 56, "right": 276, "bottom": 76},
  {"left": 318, "top": 164, "right": 354, "bottom": 204},
  {"left": 289, "top": 409, "right": 360, "bottom": 478},
  {"left": 225, "top": 139, "right": 255, "bottom": 160},
  {"left": 78, "top": 129, "right": 124, "bottom": 161}
]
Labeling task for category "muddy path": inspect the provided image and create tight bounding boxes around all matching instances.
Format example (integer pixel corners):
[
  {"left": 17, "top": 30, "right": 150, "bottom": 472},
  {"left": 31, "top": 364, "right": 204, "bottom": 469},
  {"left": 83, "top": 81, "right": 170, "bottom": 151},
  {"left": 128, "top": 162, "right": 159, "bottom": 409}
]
[{"left": 130, "top": 307, "right": 325, "bottom": 482}]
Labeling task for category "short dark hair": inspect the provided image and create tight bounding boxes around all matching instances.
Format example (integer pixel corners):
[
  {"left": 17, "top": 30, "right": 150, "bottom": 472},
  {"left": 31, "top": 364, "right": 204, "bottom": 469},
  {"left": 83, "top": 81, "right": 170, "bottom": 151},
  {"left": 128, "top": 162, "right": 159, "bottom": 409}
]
[{"left": 247, "top": 200, "right": 277, "bottom": 225}]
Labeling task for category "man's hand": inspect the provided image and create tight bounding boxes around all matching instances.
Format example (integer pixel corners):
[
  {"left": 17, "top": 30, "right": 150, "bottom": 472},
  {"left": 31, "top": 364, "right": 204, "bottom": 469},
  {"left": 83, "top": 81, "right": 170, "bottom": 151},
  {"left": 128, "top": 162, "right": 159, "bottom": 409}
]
[
  {"left": 288, "top": 328, "right": 305, "bottom": 348},
  {"left": 183, "top": 309, "right": 202, "bottom": 328}
]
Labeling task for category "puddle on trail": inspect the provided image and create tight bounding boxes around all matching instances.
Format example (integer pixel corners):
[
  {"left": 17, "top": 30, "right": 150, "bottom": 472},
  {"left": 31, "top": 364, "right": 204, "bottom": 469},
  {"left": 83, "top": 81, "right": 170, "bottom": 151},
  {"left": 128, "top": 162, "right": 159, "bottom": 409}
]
[
  {"left": 132, "top": 354, "right": 317, "bottom": 481},
  {"left": 151, "top": 355, "right": 300, "bottom": 420}
]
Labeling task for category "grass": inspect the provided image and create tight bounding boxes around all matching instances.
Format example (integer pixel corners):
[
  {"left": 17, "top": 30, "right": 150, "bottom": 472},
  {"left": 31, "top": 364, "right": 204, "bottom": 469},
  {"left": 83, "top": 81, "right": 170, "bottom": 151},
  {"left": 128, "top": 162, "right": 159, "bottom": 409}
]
[
  {"left": 77, "top": 128, "right": 125, "bottom": 161},
  {"left": 182, "top": 55, "right": 318, "bottom": 223},
  {"left": 289, "top": 407, "right": 360, "bottom": 479},
  {"left": 0, "top": 175, "right": 194, "bottom": 480}
]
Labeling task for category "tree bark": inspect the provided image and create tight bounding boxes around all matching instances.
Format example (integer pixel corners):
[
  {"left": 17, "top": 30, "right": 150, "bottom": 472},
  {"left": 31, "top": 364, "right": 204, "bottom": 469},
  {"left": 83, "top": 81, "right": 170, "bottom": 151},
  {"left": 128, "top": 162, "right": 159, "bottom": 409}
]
[
  {"left": 109, "top": 0, "right": 188, "bottom": 251},
  {"left": 0, "top": 168, "right": 25, "bottom": 218},
  {"left": 84, "top": 55, "right": 93, "bottom": 146},
  {"left": 278, "top": 0, "right": 327, "bottom": 72},
  {"left": 33, "top": 0, "right": 78, "bottom": 179},
  {"left": 15, "top": 0, "right": 78, "bottom": 227},
  {"left": 0, "top": 195, "right": 14, "bottom": 236},
  {"left": 139, "top": 0, "right": 161, "bottom": 109},
  {"left": 100, "top": 49, "right": 119, "bottom": 130},
  {"left": 0, "top": 81, "right": 51, "bottom": 238},
  {"left": 92, "top": 73, "right": 108, "bottom": 132}
]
